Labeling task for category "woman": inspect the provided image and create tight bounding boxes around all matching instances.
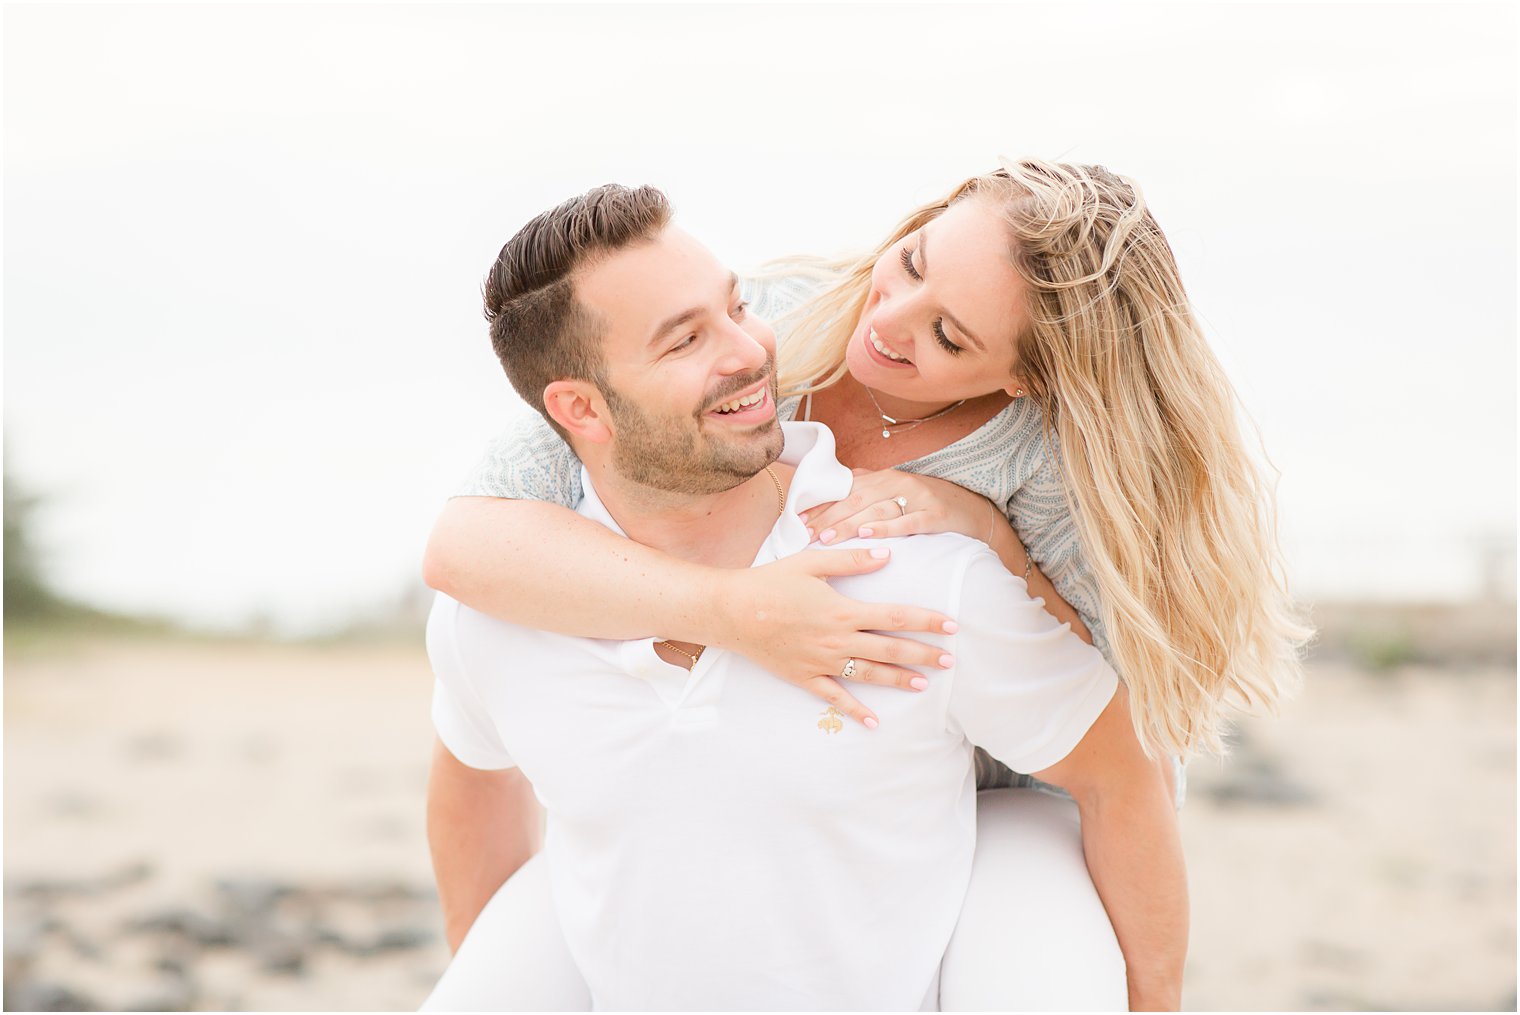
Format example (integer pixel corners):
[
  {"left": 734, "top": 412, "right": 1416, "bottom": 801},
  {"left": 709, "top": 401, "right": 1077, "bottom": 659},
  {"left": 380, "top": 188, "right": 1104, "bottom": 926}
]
[{"left": 423, "top": 158, "right": 1308, "bottom": 1009}]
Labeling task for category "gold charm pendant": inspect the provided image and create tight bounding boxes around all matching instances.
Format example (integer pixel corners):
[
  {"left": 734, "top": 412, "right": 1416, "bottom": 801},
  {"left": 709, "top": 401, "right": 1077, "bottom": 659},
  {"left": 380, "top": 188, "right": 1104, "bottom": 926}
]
[{"left": 817, "top": 706, "right": 844, "bottom": 735}]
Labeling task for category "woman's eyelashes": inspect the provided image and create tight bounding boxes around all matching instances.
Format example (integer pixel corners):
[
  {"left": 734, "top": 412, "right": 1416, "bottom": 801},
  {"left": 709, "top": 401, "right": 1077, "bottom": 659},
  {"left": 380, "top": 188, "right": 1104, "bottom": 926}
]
[
  {"left": 898, "top": 245, "right": 962, "bottom": 355},
  {"left": 932, "top": 320, "right": 962, "bottom": 355},
  {"left": 898, "top": 246, "right": 922, "bottom": 281}
]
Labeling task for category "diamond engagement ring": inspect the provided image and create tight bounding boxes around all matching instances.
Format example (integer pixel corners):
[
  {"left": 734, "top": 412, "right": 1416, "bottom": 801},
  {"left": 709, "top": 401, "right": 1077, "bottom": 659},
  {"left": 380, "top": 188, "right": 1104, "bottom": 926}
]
[
  {"left": 892, "top": 496, "right": 908, "bottom": 515},
  {"left": 840, "top": 658, "right": 858, "bottom": 680}
]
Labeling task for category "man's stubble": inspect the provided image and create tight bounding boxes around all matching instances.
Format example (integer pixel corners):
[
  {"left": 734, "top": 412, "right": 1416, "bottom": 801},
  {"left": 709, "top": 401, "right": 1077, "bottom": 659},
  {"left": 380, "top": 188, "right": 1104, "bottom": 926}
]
[{"left": 601, "top": 363, "right": 783, "bottom": 497}]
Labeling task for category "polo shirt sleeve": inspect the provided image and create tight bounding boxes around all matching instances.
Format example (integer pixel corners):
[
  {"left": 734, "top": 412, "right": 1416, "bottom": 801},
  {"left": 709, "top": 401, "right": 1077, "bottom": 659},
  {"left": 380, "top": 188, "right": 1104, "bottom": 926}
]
[
  {"left": 946, "top": 548, "right": 1118, "bottom": 775},
  {"left": 426, "top": 594, "right": 517, "bottom": 771},
  {"left": 453, "top": 411, "right": 584, "bottom": 506}
]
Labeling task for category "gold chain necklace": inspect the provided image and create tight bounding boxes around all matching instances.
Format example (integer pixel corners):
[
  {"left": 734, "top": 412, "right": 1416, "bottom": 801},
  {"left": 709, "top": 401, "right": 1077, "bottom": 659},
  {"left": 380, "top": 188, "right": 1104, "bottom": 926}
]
[
  {"left": 656, "top": 465, "right": 786, "bottom": 670},
  {"left": 656, "top": 640, "right": 706, "bottom": 668},
  {"left": 861, "top": 385, "right": 966, "bottom": 439}
]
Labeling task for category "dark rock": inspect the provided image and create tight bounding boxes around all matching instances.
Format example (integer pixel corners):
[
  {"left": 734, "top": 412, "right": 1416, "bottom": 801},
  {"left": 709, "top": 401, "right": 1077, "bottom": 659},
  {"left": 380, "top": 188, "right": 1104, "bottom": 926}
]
[
  {"left": 127, "top": 907, "right": 236, "bottom": 948},
  {"left": 255, "top": 936, "right": 306, "bottom": 975},
  {"left": 10, "top": 862, "right": 153, "bottom": 901},
  {"left": 4, "top": 979, "right": 101, "bottom": 1011},
  {"left": 346, "top": 926, "right": 435, "bottom": 956},
  {"left": 215, "top": 877, "right": 293, "bottom": 917},
  {"left": 1193, "top": 755, "right": 1318, "bottom": 808}
]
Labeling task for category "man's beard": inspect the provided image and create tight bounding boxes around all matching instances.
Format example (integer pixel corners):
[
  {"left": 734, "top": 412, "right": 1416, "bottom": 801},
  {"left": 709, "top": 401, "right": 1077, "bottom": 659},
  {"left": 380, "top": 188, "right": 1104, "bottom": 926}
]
[{"left": 601, "top": 363, "right": 783, "bottom": 496}]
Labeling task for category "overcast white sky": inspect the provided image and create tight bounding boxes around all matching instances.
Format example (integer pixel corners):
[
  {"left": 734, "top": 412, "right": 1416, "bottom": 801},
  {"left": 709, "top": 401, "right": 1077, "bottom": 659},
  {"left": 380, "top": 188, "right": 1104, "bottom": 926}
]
[{"left": 5, "top": 3, "right": 1516, "bottom": 633}]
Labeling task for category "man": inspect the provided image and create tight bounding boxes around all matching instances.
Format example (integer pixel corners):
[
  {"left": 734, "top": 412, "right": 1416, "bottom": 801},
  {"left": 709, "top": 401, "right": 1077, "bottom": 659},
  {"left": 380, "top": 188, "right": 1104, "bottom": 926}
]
[{"left": 424, "top": 184, "right": 1156, "bottom": 1010}]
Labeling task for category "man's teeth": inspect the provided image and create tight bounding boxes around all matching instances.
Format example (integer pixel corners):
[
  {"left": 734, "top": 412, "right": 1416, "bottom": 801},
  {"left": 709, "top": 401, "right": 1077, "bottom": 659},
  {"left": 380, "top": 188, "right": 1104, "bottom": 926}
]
[
  {"left": 870, "top": 329, "right": 911, "bottom": 363},
  {"left": 714, "top": 389, "right": 766, "bottom": 414}
]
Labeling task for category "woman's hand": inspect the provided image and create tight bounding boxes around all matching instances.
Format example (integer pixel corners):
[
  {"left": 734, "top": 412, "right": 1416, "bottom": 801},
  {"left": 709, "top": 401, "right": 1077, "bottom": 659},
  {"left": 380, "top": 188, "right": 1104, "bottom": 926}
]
[
  {"left": 710, "top": 547, "right": 959, "bottom": 729},
  {"left": 800, "top": 468, "right": 1095, "bottom": 647},
  {"left": 801, "top": 469, "right": 994, "bottom": 544}
]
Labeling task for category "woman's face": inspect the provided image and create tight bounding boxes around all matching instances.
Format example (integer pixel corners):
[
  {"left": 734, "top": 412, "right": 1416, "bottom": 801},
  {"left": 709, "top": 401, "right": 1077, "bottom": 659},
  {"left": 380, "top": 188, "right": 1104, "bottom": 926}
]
[{"left": 843, "top": 196, "right": 1027, "bottom": 407}]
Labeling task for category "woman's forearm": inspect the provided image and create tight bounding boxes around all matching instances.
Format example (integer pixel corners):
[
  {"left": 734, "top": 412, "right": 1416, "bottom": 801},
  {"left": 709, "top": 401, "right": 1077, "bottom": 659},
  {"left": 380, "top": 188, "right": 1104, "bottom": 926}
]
[
  {"left": 1035, "top": 689, "right": 1188, "bottom": 1010},
  {"left": 423, "top": 496, "right": 960, "bottom": 727},
  {"left": 1075, "top": 762, "right": 1189, "bottom": 1011},
  {"left": 424, "top": 497, "right": 724, "bottom": 643}
]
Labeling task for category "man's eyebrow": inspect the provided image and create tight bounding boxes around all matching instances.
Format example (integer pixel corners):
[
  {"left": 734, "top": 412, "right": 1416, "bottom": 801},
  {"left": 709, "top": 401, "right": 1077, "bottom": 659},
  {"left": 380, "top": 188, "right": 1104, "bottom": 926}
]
[
  {"left": 920, "top": 230, "right": 987, "bottom": 353},
  {"left": 648, "top": 307, "right": 704, "bottom": 349},
  {"left": 647, "top": 273, "right": 742, "bottom": 349}
]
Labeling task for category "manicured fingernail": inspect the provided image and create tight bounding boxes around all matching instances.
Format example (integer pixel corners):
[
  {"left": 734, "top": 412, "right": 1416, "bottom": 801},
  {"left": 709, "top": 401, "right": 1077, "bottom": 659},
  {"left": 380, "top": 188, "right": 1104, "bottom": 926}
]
[
  {"left": 819, "top": 529, "right": 836, "bottom": 543},
  {"left": 910, "top": 676, "right": 929, "bottom": 691},
  {"left": 858, "top": 527, "right": 873, "bottom": 537},
  {"left": 806, "top": 527, "right": 815, "bottom": 540},
  {"left": 863, "top": 716, "right": 879, "bottom": 730},
  {"left": 869, "top": 548, "right": 890, "bottom": 559},
  {"left": 942, "top": 620, "right": 959, "bottom": 634},
  {"left": 938, "top": 653, "right": 955, "bottom": 668}
]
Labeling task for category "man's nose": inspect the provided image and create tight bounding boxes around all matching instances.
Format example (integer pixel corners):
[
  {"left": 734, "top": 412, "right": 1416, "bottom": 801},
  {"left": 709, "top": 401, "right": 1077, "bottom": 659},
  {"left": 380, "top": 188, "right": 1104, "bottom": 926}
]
[{"left": 714, "top": 320, "right": 769, "bottom": 373}]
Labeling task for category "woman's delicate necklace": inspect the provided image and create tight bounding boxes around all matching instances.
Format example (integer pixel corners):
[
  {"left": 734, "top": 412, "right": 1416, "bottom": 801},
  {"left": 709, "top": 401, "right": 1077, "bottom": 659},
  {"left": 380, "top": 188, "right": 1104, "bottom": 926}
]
[
  {"left": 861, "top": 385, "right": 967, "bottom": 439},
  {"left": 655, "top": 465, "right": 786, "bottom": 670}
]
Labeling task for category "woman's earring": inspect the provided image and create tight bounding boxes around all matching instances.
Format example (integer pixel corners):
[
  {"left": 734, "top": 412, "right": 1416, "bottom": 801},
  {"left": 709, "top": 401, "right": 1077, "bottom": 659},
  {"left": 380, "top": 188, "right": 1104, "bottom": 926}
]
[{"left": 1013, "top": 388, "right": 1025, "bottom": 398}]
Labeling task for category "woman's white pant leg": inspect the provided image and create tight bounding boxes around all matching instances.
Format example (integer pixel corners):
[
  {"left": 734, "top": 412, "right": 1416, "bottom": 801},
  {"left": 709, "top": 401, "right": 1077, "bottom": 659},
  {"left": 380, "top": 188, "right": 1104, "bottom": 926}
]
[
  {"left": 939, "top": 788, "right": 1128, "bottom": 1012},
  {"left": 419, "top": 852, "right": 591, "bottom": 1011}
]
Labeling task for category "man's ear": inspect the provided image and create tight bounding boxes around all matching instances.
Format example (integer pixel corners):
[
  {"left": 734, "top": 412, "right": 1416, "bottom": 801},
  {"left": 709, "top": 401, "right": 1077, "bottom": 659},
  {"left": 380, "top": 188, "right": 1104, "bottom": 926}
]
[{"left": 543, "top": 380, "right": 613, "bottom": 444}]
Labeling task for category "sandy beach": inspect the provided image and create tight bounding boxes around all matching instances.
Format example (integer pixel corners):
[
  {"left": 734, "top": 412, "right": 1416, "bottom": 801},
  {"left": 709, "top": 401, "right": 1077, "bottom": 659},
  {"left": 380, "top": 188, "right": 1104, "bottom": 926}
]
[{"left": 4, "top": 606, "right": 1515, "bottom": 1011}]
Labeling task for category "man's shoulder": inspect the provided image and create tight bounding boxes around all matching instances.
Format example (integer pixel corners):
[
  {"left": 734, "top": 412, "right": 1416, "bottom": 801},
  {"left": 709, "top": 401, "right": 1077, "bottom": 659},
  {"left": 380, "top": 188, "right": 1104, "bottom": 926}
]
[
  {"left": 810, "top": 532, "right": 1004, "bottom": 608},
  {"left": 427, "top": 591, "right": 560, "bottom": 665}
]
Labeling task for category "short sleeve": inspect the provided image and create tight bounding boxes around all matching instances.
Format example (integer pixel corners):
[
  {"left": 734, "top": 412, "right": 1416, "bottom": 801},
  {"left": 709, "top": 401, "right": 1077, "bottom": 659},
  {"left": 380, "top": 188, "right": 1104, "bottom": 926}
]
[
  {"left": 426, "top": 594, "right": 517, "bottom": 770},
  {"left": 946, "top": 549, "right": 1117, "bottom": 775},
  {"left": 454, "top": 412, "right": 584, "bottom": 506}
]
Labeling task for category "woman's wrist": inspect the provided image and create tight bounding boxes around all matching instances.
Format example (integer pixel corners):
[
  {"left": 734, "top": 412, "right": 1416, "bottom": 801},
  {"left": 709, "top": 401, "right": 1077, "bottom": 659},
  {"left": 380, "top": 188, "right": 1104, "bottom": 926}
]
[{"left": 701, "top": 566, "right": 752, "bottom": 653}]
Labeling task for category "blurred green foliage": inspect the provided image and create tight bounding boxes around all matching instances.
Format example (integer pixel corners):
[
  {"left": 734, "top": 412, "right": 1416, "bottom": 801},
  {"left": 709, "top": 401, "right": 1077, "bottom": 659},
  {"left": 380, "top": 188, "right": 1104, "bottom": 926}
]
[
  {"left": 1346, "top": 627, "right": 1419, "bottom": 672},
  {"left": 3, "top": 465, "right": 178, "bottom": 646},
  {"left": 4, "top": 464, "right": 67, "bottom": 621}
]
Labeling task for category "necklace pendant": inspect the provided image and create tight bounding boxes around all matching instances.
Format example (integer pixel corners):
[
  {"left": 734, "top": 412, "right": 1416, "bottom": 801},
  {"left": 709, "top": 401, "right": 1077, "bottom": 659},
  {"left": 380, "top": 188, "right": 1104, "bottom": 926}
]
[{"left": 882, "top": 428, "right": 891, "bottom": 439}]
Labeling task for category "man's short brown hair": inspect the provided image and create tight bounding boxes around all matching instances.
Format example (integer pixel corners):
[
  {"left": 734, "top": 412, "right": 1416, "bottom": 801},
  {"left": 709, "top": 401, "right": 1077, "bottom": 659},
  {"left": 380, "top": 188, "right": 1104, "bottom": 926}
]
[{"left": 482, "top": 184, "right": 673, "bottom": 436}]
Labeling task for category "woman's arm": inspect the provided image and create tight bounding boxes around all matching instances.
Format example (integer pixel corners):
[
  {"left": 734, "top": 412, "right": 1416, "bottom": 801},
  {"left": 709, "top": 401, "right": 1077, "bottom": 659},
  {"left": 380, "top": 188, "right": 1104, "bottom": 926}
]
[
  {"left": 1033, "top": 686, "right": 1188, "bottom": 1011},
  {"left": 424, "top": 497, "right": 959, "bottom": 727},
  {"left": 798, "top": 470, "right": 1092, "bottom": 642}
]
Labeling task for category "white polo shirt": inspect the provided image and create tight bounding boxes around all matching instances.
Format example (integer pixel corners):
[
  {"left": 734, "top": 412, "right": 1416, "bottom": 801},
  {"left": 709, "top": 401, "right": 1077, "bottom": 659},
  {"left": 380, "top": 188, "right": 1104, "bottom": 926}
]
[{"left": 428, "top": 422, "right": 1117, "bottom": 1012}]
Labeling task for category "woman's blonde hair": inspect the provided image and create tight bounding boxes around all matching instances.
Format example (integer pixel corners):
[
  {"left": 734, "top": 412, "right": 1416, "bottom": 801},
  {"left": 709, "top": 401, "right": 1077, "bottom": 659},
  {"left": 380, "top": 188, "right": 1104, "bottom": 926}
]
[{"left": 776, "top": 158, "right": 1310, "bottom": 759}]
